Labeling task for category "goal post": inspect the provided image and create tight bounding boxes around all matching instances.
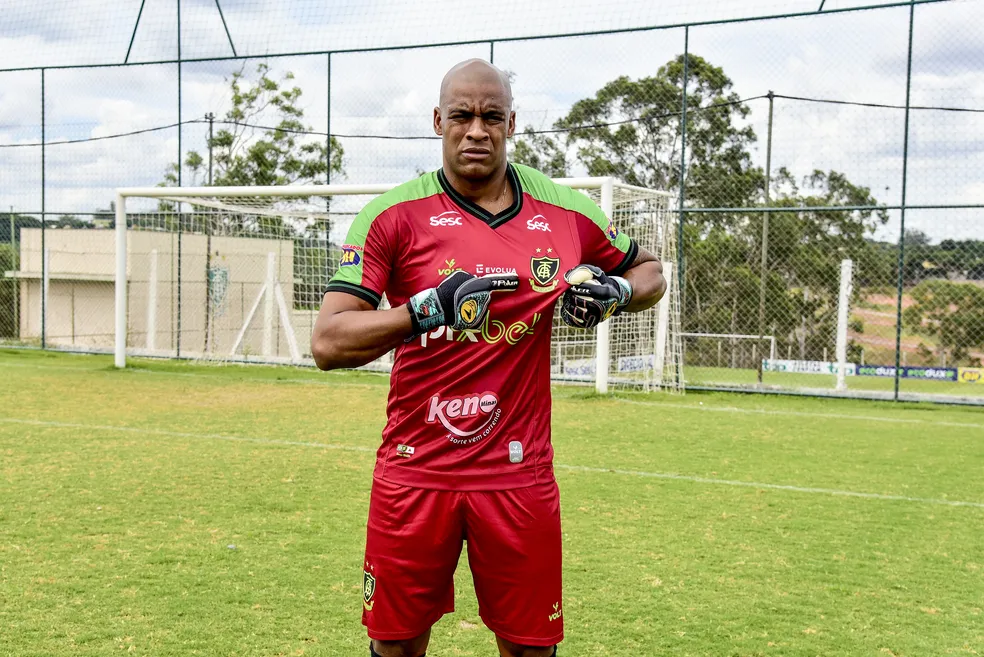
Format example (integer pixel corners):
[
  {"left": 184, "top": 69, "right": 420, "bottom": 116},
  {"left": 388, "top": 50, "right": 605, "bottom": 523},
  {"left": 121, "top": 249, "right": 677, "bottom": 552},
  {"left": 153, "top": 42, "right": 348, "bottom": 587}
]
[{"left": 113, "top": 178, "right": 683, "bottom": 393}]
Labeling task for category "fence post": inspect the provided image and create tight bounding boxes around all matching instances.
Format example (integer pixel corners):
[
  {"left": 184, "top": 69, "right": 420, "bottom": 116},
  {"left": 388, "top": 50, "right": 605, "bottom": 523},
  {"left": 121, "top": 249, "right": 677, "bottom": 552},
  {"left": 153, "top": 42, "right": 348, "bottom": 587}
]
[
  {"left": 835, "top": 259, "right": 854, "bottom": 392},
  {"left": 677, "top": 26, "right": 689, "bottom": 327},
  {"left": 115, "top": 193, "right": 127, "bottom": 368},
  {"left": 10, "top": 208, "right": 17, "bottom": 338},
  {"left": 40, "top": 68, "right": 46, "bottom": 349},
  {"left": 893, "top": 0, "right": 916, "bottom": 401},
  {"left": 757, "top": 91, "right": 775, "bottom": 383}
]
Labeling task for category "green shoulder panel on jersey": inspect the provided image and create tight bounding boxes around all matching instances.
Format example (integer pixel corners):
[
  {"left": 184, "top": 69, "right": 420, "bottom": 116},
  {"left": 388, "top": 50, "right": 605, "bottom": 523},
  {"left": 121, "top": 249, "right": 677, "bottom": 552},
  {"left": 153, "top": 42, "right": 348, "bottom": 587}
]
[
  {"left": 511, "top": 162, "right": 633, "bottom": 255},
  {"left": 327, "top": 171, "right": 443, "bottom": 305}
]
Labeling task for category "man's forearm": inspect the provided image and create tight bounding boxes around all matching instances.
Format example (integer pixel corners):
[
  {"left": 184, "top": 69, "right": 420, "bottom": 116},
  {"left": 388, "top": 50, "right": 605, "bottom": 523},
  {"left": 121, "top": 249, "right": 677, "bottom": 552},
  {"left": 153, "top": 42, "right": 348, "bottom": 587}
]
[
  {"left": 621, "top": 260, "right": 666, "bottom": 313},
  {"left": 311, "top": 305, "right": 413, "bottom": 370}
]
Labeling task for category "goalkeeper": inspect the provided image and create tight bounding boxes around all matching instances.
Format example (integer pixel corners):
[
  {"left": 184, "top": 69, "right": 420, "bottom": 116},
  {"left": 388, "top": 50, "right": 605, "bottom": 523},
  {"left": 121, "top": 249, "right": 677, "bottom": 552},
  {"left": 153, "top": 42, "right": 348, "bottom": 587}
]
[{"left": 311, "top": 58, "right": 665, "bottom": 657}]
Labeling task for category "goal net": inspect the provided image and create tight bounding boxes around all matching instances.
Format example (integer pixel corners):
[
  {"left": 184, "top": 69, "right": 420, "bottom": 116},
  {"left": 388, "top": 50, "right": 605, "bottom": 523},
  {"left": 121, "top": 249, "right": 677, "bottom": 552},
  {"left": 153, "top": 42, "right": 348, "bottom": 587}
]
[{"left": 110, "top": 179, "right": 683, "bottom": 393}]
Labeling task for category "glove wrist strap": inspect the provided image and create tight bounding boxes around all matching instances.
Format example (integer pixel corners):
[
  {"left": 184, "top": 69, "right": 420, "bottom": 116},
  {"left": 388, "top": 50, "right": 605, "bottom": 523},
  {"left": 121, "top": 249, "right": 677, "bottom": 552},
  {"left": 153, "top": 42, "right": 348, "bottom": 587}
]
[
  {"left": 612, "top": 276, "right": 633, "bottom": 309},
  {"left": 409, "top": 288, "right": 445, "bottom": 336}
]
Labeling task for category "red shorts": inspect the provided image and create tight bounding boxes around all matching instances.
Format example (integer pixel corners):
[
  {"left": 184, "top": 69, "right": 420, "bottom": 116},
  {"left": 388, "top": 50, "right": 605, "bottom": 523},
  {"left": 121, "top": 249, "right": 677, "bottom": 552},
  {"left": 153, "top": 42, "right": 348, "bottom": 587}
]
[{"left": 362, "top": 478, "right": 563, "bottom": 646}]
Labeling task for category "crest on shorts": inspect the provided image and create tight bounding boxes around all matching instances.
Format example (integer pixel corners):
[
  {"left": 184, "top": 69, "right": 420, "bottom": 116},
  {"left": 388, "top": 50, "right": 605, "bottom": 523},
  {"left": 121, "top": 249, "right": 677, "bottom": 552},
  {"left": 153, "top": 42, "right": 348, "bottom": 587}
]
[
  {"left": 530, "top": 252, "right": 560, "bottom": 293},
  {"left": 363, "top": 569, "right": 376, "bottom": 611}
]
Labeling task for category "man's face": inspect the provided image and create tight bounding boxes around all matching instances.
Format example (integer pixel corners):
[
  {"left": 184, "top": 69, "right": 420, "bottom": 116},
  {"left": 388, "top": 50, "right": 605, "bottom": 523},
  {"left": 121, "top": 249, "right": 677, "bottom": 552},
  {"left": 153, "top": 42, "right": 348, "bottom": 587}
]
[{"left": 434, "top": 75, "right": 516, "bottom": 182}]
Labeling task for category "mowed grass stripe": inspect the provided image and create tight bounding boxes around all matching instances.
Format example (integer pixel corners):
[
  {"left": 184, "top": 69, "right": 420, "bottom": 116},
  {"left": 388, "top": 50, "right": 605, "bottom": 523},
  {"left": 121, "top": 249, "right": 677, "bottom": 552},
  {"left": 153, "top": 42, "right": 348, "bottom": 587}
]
[{"left": 3, "top": 416, "right": 982, "bottom": 510}]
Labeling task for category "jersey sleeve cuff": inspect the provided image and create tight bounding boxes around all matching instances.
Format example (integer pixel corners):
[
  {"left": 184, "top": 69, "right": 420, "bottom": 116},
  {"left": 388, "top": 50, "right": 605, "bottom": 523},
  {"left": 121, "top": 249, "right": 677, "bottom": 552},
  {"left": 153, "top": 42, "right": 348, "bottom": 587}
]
[
  {"left": 324, "top": 281, "right": 382, "bottom": 308},
  {"left": 608, "top": 239, "right": 639, "bottom": 277}
]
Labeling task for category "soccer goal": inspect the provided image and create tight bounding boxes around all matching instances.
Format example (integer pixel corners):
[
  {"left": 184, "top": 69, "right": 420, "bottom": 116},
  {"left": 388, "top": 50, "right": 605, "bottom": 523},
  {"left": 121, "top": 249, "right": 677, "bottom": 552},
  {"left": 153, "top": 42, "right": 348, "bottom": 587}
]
[{"left": 111, "top": 178, "right": 683, "bottom": 393}]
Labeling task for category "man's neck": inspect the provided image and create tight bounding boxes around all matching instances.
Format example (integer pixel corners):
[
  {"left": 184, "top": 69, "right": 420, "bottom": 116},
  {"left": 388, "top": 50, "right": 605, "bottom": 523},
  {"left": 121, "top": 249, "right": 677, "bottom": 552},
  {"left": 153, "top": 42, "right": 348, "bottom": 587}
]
[{"left": 442, "top": 164, "right": 511, "bottom": 208}]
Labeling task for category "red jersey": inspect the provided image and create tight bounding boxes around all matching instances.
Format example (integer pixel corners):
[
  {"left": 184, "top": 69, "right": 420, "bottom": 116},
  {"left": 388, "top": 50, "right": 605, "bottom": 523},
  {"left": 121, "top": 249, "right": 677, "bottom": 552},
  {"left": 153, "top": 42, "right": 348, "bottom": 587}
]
[{"left": 327, "top": 163, "right": 637, "bottom": 490}]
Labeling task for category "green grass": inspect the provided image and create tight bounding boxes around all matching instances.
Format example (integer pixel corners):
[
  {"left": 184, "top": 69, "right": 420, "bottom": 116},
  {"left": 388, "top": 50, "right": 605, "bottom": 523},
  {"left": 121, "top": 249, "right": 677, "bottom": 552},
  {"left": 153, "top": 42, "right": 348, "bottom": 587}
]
[{"left": 1, "top": 349, "right": 983, "bottom": 656}]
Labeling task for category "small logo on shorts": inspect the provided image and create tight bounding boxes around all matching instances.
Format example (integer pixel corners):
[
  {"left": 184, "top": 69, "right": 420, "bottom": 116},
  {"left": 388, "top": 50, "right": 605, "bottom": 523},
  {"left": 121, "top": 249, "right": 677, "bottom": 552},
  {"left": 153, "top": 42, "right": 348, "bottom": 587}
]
[
  {"left": 508, "top": 441, "right": 523, "bottom": 463},
  {"left": 396, "top": 444, "right": 415, "bottom": 458},
  {"left": 548, "top": 601, "right": 563, "bottom": 622},
  {"left": 363, "top": 568, "right": 376, "bottom": 611}
]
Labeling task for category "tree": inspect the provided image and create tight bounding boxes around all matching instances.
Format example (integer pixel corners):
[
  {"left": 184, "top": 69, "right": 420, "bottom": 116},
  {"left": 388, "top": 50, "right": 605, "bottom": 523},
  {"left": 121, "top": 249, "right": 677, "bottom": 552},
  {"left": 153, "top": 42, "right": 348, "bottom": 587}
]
[
  {"left": 904, "top": 279, "right": 984, "bottom": 365},
  {"left": 513, "top": 55, "right": 888, "bottom": 362},
  {"left": 515, "top": 54, "right": 762, "bottom": 209},
  {"left": 166, "top": 63, "right": 343, "bottom": 190}
]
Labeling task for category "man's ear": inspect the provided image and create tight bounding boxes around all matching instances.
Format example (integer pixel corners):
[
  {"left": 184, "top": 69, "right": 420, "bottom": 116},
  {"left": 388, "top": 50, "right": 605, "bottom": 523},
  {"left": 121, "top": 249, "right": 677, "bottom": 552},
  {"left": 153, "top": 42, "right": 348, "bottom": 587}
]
[
  {"left": 434, "top": 107, "right": 443, "bottom": 136},
  {"left": 507, "top": 111, "right": 516, "bottom": 138}
]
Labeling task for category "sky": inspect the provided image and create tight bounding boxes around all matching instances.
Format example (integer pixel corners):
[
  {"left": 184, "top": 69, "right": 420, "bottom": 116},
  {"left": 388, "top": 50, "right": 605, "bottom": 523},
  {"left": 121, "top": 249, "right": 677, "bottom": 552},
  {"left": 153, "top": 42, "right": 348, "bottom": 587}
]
[{"left": 0, "top": 0, "right": 982, "bottom": 244}]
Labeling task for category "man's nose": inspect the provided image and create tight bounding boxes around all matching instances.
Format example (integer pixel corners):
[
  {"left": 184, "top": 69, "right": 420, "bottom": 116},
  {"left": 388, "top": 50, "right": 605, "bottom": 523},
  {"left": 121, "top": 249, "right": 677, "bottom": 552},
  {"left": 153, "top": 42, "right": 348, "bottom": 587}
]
[{"left": 465, "top": 116, "right": 489, "bottom": 140}]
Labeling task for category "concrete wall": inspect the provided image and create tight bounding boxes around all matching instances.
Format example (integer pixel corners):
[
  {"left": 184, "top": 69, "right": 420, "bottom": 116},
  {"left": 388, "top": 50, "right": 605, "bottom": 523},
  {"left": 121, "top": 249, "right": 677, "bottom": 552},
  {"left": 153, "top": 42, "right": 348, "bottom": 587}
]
[{"left": 17, "top": 228, "right": 298, "bottom": 358}]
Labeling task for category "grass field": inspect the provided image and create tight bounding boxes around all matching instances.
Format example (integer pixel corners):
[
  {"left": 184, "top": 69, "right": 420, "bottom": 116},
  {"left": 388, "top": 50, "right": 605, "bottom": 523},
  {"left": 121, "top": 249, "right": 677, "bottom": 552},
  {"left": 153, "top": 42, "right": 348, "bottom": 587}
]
[{"left": 1, "top": 349, "right": 983, "bottom": 656}]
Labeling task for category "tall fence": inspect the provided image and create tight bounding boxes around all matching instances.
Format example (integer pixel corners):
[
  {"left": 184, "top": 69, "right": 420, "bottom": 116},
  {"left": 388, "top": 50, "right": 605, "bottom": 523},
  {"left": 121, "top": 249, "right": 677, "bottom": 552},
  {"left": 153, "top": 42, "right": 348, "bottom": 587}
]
[{"left": 2, "top": 0, "right": 983, "bottom": 403}]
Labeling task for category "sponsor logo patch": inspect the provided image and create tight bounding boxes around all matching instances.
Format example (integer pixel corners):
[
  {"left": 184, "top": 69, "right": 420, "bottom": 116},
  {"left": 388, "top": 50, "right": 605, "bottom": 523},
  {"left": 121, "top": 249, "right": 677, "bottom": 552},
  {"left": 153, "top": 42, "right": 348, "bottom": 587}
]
[
  {"left": 430, "top": 210, "right": 463, "bottom": 227},
  {"left": 363, "top": 566, "right": 376, "bottom": 611},
  {"left": 426, "top": 391, "right": 503, "bottom": 444},
  {"left": 396, "top": 444, "right": 415, "bottom": 458},
  {"left": 605, "top": 219, "right": 619, "bottom": 241},
  {"left": 340, "top": 247, "right": 361, "bottom": 267},
  {"left": 419, "top": 311, "right": 541, "bottom": 348},
  {"left": 437, "top": 257, "right": 464, "bottom": 276},
  {"left": 527, "top": 215, "right": 551, "bottom": 232},
  {"left": 548, "top": 601, "right": 563, "bottom": 622},
  {"left": 476, "top": 263, "right": 517, "bottom": 275}
]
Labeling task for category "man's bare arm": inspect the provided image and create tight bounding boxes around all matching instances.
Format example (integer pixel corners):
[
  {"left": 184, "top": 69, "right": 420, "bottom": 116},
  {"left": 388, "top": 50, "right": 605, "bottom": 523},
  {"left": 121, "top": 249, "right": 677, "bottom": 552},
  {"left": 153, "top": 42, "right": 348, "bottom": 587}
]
[
  {"left": 620, "top": 246, "right": 667, "bottom": 313},
  {"left": 310, "top": 292, "right": 413, "bottom": 371}
]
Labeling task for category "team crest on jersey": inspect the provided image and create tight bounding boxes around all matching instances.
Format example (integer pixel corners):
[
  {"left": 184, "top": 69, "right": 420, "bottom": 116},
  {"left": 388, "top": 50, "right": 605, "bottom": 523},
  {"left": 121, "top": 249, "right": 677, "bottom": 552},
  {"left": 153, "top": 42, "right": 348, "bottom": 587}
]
[
  {"left": 363, "top": 569, "right": 376, "bottom": 611},
  {"left": 530, "top": 248, "right": 560, "bottom": 293}
]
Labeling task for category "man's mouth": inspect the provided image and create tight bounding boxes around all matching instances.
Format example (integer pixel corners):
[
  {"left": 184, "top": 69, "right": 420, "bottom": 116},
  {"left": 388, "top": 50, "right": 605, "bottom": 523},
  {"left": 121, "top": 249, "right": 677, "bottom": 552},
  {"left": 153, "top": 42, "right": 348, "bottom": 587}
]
[{"left": 462, "top": 148, "right": 491, "bottom": 160}]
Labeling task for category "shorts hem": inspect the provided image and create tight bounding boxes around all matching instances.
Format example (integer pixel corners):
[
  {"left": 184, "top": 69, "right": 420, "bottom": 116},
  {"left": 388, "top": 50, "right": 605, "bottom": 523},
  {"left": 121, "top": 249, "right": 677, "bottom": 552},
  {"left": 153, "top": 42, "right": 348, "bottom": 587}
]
[
  {"left": 365, "top": 607, "right": 452, "bottom": 642},
  {"left": 481, "top": 616, "right": 564, "bottom": 647}
]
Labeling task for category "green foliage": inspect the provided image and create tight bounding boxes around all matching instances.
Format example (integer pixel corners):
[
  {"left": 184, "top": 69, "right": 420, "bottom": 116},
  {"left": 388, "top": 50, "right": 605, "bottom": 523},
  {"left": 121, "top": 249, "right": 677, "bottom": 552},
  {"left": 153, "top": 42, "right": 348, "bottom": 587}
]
[
  {"left": 164, "top": 63, "right": 343, "bottom": 189},
  {"left": 904, "top": 279, "right": 984, "bottom": 363},
  {"left": 514, "top": 55, "right": 890, "bottom": 361}
]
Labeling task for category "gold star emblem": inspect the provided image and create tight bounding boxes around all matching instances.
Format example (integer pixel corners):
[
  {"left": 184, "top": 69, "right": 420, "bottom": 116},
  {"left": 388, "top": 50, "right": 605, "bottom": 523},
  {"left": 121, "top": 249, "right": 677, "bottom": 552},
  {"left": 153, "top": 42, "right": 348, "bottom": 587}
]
[
  {"left": 547, "top": 248, "right": 553, "bottom": 253},
  {"left": 536, "top": 248, "right": 542, "bottom": 253}
]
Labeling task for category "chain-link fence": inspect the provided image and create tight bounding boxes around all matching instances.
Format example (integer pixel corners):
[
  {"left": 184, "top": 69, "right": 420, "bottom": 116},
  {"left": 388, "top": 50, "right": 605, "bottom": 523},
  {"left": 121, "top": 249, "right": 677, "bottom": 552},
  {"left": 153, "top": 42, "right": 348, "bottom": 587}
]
[{"left": 2, "top": 0, "right": 983, "bottom": 402}]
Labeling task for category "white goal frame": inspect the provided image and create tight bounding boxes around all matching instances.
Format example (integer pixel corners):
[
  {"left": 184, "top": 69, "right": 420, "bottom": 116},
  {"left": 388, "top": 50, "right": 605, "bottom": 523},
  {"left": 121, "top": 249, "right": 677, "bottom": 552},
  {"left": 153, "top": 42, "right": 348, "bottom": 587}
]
[{"left": 114, "top": 178, "right": 678, "bottom": 394}]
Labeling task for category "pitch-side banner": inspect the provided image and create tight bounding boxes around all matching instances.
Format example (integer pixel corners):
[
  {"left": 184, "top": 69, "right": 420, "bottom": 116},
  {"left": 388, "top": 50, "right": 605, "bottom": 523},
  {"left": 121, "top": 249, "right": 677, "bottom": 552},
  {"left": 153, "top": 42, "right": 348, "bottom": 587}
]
[
  {"left": 762, "top": 359, "right": 857, "bottom": 376},
  {"left": 856, "top": 365, "right": 958, "bottom": 381},
  {"left": 958, "top": 367, "right": 984, "bottom": 383}
]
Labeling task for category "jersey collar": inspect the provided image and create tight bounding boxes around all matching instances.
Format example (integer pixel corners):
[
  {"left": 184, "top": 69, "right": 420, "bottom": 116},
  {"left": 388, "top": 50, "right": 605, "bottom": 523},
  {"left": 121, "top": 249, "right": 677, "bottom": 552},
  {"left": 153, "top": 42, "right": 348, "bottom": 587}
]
[{"left": 436, "top": 164, "right": 524, "bottom": 229}]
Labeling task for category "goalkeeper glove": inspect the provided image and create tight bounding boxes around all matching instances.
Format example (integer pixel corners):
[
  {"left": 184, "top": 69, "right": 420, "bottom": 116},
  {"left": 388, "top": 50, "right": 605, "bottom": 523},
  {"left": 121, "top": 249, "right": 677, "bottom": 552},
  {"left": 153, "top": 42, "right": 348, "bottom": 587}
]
[
  {"left": 560, "top": 264, "right": 632, "bottom": 329},
  {"left": 408, "top": 271, "right": 519, "bottom": 337}
]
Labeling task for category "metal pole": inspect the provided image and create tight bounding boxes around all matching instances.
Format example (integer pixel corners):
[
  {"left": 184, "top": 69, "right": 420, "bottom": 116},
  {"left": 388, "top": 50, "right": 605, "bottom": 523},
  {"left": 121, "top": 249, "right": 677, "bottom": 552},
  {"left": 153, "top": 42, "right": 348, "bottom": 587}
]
[
  {"left": 756, "top": 91, "right": 775, "bottom": 383},
  {"left": 204, "top": 112, "right": 214, "bottom": 353},
  {"left": 489, "top": 41, "right": 495, "bottom": 63},
  {"left": 10, "top": 207, "right": 17, "bottom": 338},
  {"left": 40, "top": 68, "right": 46, "bottom": 349},
  {"left": 677, "top": 27, "right": 689, "bottom": 322},
  {"left": 114, "top": 193, "right": 127, "bottom": 368},
  {"left": 894, "top": 1, "right": 916, "bottom": 401},
  {"left": 176, "top": 0, "right": 183, "bottom": 358}
]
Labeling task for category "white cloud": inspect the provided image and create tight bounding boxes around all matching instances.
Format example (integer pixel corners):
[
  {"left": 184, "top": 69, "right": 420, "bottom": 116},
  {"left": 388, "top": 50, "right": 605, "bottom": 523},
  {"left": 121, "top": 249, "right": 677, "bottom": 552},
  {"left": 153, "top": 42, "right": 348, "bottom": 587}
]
[{"left": 0, "top": 0, "right": 982, "bottom": 241}]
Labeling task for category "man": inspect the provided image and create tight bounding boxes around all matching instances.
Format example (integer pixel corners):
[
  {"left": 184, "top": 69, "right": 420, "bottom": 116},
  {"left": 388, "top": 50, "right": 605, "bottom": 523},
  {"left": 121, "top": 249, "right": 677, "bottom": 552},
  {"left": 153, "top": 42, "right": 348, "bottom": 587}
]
[{"left": 311, "top": 59, "right": 666, "bottom": 657}]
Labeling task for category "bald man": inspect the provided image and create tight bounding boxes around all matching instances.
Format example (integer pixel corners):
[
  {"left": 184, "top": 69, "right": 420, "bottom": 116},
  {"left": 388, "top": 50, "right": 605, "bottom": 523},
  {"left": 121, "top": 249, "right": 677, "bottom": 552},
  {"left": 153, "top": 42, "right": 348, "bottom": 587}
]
[{"left": 312, "top": 59, "right": 666, "bottom": 657}]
